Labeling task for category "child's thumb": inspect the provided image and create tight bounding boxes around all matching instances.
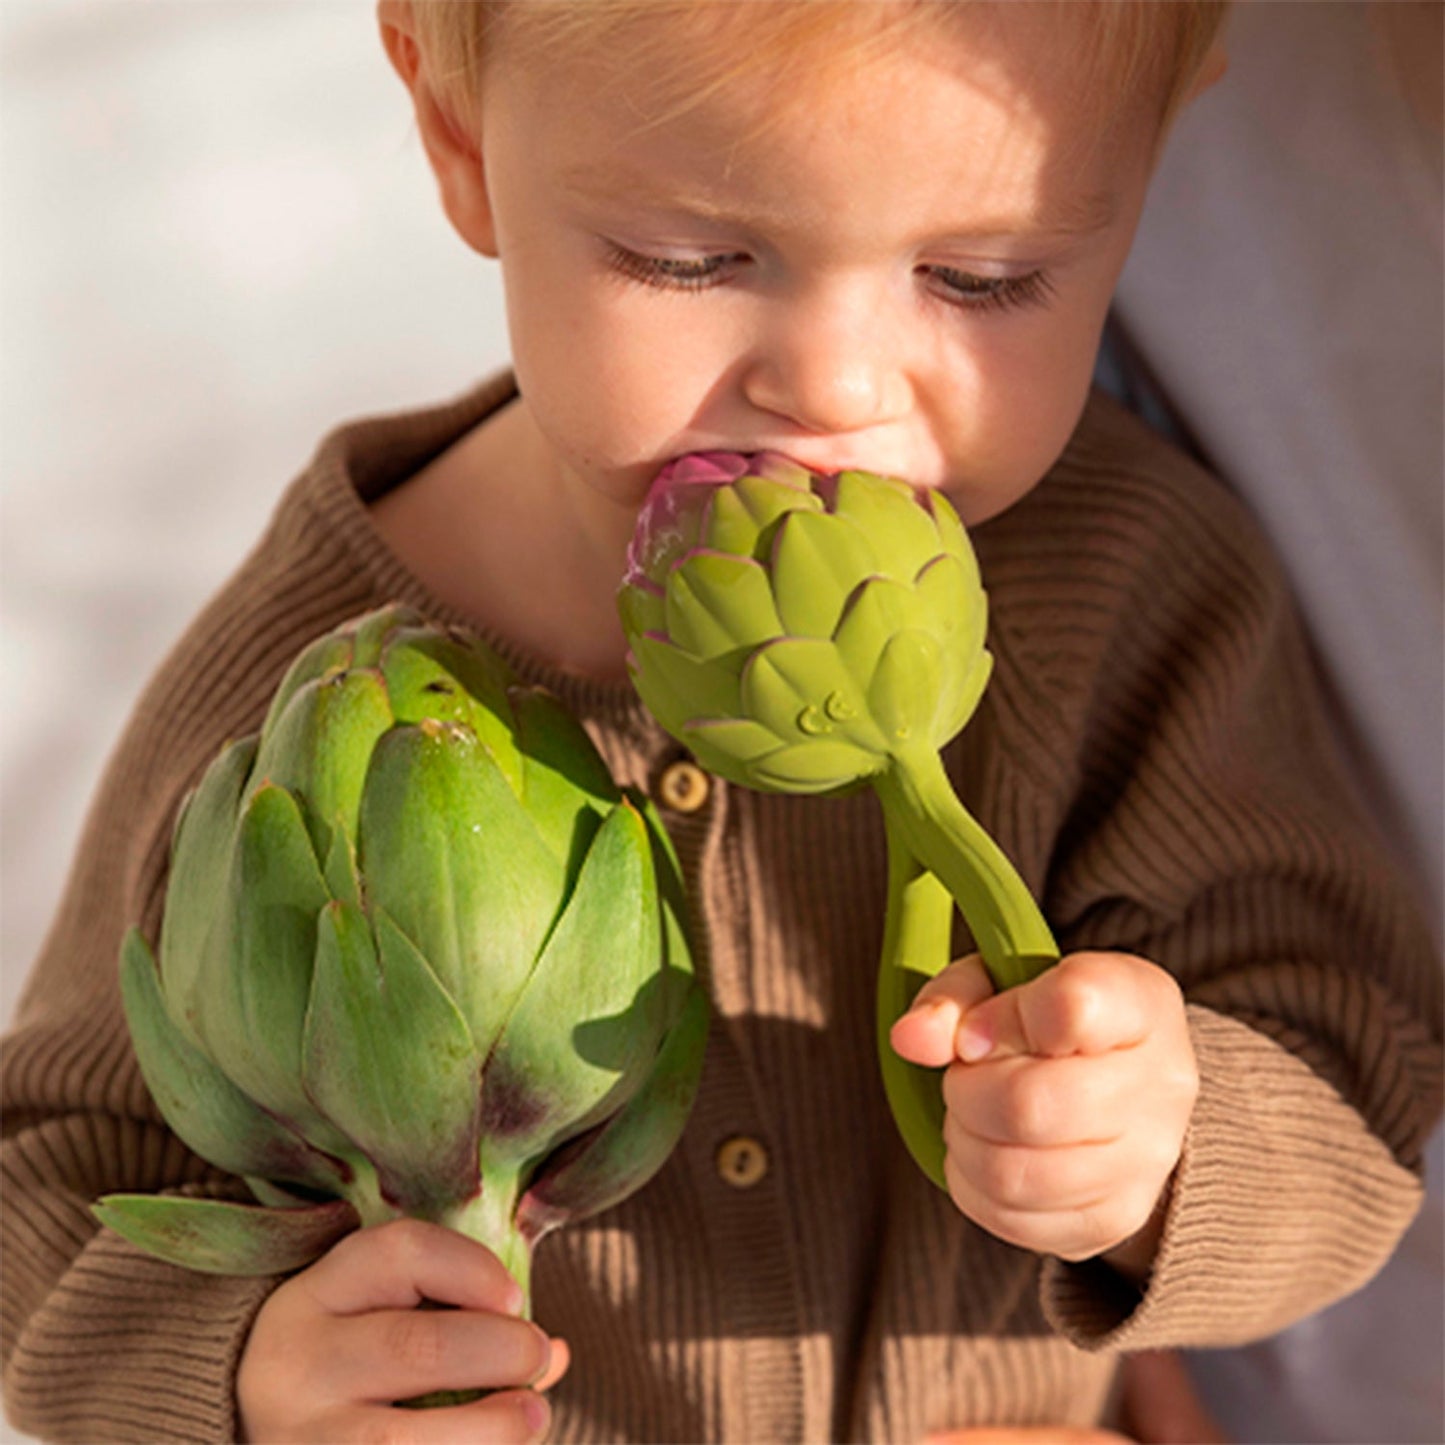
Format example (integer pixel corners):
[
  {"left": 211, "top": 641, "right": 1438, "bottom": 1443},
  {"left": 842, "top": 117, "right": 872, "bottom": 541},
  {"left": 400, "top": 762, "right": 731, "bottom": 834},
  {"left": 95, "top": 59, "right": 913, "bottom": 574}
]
[{"left": 888, "top": 954, "right": 994, "bottom": 1067}]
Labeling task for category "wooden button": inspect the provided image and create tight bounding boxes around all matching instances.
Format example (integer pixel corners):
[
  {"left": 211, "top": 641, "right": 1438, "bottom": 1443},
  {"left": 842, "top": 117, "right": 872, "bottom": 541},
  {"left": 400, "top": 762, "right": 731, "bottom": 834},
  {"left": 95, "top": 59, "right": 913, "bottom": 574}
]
[
  {"left": 657, "top": 759, "right": 710, "bottom": 814},
  {"left": 716, "top": 1135, "right": 769, "bottom": 1188}
]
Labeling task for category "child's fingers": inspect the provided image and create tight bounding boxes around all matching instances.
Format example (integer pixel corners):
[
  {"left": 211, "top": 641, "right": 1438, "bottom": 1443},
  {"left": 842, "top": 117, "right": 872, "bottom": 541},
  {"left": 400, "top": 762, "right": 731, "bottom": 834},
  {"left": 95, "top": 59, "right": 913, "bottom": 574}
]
[
  {"left": 889, "top": 954, "right": 994, "bottom": 1067},
  {"left": 331, "top": 1389, "right": 551, "bottom": 1444},
  {"left": 535, "top": 1336, "right": 571, "bottom": 1392},
  {"left": 952, "top": 953, "right": 1162, "bottom": 1062},
  {"left": 942, "top": 1050, "right": 1133, "bottom": 1147},
  {"left": 303, "top": 1218, "right": 527, "bottom": 1317},
  {"left": 941, "top": 1129, "right": 1129, "bottom": 1214},
  {"left": 326, "top": 1306, "right": 552, "bottom": 1403},
  {"left": 941, "top": 1147, "right": 1154, "bottom": 1262}
]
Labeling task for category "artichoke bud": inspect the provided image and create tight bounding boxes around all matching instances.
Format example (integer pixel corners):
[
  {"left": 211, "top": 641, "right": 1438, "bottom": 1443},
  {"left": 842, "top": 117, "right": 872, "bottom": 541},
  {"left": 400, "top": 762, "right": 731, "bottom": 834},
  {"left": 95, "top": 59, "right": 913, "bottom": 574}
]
[
  {"left": 97, "top": 603, "right": 707, "bottom": 1321},
  {"left": 620, "top": 453, "right": 991, "bottom": 795}
]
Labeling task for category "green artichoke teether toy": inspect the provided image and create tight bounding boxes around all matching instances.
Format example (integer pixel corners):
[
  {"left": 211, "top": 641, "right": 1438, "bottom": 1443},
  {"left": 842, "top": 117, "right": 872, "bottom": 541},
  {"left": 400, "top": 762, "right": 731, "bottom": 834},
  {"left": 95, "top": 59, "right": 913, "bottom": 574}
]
[
  {"left": 95, "top": 604, "right": 707, "bottom": 1321},
  {"left": 618, "top": 452, "right": 1058, "bottom": 1189}
]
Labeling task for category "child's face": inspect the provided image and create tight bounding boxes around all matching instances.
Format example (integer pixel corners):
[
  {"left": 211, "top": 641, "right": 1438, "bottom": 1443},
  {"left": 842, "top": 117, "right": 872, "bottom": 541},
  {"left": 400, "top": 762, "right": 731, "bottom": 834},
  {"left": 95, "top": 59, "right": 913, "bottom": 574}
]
[{"left": 454, "top": 7, "right": 1160, "bottom": 526}]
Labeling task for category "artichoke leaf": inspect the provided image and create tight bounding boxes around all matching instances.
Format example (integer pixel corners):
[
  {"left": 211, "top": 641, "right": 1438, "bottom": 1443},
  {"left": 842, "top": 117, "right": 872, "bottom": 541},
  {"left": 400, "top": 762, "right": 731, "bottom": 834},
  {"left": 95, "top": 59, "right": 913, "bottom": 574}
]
[
  {"left": 357, "top": 722, "right": 562, "bottom": 1055},
  {"left": 833, "top": 470, "right": 942, "bottom": 582},
  {"left": 617, "top": 582, "right": 667, "bottom": 645},
  {"left": 682, "top": 716, "right": 782, "bottom": 767},
  {"left": 480, "top": 801, "right": 664, "bottom": 1172},
  {"left": 247, "top": 668, "right": 394, "bottom": 865},
  {"left": 664, "top": 560, "right": 744, "bottom": 663},
  {"left": 699, "top": 484, "right": 768, "bottom": 559},
  {"left": 245, "top": 1177, "right": 324, "bottom": 1209},
  {"left": 747, "top": 740, "right": 878, "bottom": 793},
  {"left": 158, "top": 735, "right": 259, "bottom": 1028},
  {"left": 929, "top": 490, "right": 980, "bottom": 586},
  {"left": 350, "top": 602, "right": 425, "bottom": 668},
  {"left": 323, "top": 822, "right": 363, "bottom": 907},
  {"left": 940, "top": 651, "right": 995, "bottom": 749},
  {"left": 258, "top": 631, "right": 356, "bottom": 741},
  {"left": 191, "top": 783, "right": 337, "bottom": 1140},
  {"left": 627, "top": 632, "right": 743, "bottom": 726},
  {"left": 731, "top": 473, "right": 823, "bottom": 545},
  {"left": 913, "top": 553, "right": 979, "bottom": 649},
  {"left": 628, "top": 788, "right": 700, "bottom": 1020},
  {"left": 92, "top": 1192, "right": 357, "bottom": 1276},
  {"left": 769, "top": 509, "right": 880, "bottom": 638},
  {"left": 379, "top": 633, "right": 523, "bottom": 799},
  {"left": 121, "top": 929, "right": 348, "bottom": 1193},
  {"left": 519, "top": 985, "right": 708, "bottom": 1239},
  {"left": 868, "top": 629, "right": 945, "bottom": 746},
  {"left": 831, "top": 576, "right": 925, "bottom": 689},
  {"left": 740, "top": 637, "right": 889, "bottom": 754},
  {"left": 302, "top": 902, "right": 482, "bottom": 1213},
  {"left": 665, "top": 551, "right": 781, "bottom": 661},
  {"left": 511, "top": 687, "right": 619, "bottom": 874}
]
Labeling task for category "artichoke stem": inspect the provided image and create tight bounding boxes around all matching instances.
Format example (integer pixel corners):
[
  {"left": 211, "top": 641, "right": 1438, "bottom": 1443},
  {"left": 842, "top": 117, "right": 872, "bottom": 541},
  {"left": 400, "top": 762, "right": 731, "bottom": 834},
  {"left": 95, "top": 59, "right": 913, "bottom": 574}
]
[
  {"left": 876, "top": 812, "right": 955, "bottom": 1189},
  {"left": 439, "top": 1172, "right": 534, "bottom": 1316},
  {"left": 875, "top": 744, "right": 1059, "bottom": 992},
  {"left": 346, "top": 1156, "right": 403, "bottom": 1230},
  {"left": 393, "top": 1179, "right": 534, "bottom": 1412}
]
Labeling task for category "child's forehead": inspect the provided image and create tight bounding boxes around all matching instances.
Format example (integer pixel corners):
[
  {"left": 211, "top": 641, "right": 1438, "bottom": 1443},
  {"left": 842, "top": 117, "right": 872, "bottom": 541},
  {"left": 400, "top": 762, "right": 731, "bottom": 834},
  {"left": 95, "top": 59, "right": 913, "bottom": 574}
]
[{"left": 497, "top": 2, "right": 1157, "bottom": 154}]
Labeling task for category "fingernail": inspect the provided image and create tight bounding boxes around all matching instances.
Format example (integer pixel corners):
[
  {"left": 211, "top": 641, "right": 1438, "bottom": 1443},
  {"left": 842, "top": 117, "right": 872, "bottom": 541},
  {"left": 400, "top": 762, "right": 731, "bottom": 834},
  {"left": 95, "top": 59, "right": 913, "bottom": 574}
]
[
  {"left": 502, "top": 1279, "right": 526, "bottom": 1316},
  {"left": 911, "top": 998, "right": 953, "bottom": 1025},
  {"left": 955, "top": 1021, "right": 992, "bottom": 1062},
  {"left": 523, "top": 1392, "right": 551, "bottom": 1437}
]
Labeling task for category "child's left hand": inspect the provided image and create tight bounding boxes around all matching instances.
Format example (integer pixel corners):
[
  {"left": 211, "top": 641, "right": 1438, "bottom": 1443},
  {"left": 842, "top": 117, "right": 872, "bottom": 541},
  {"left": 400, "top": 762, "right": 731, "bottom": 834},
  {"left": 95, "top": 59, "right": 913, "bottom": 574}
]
[{"left": 890, "top": 952, "right": 1198, "bottom": 1274}]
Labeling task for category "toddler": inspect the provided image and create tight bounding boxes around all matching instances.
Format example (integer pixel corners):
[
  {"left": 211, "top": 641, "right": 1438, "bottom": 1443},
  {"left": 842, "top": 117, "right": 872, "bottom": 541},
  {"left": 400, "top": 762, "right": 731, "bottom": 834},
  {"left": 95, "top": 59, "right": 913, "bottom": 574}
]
[{"left": 3, "top": 2, "right": 1439, "bottom": 1442}]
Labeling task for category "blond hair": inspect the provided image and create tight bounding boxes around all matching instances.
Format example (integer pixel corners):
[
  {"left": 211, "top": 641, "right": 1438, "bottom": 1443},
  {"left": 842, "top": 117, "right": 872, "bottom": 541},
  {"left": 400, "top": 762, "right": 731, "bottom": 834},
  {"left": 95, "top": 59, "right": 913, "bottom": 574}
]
[{"left": 412, "top": 0, "right": 1228, "bottom": 145}]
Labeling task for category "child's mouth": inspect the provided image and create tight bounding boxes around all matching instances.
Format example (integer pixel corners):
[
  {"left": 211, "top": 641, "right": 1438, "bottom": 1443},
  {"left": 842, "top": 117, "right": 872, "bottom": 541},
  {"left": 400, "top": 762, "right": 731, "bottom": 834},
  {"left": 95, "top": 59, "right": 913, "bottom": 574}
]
[{"left": 658, "top": 448, "right": 941, "bottom": 492}]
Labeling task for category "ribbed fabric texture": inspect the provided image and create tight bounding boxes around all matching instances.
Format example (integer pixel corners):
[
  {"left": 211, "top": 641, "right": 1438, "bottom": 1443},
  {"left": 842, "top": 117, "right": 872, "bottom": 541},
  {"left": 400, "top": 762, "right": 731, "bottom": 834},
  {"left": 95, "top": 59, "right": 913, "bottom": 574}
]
[{"left": 3, "top": 376, "right": 1439, "bottom": 1443}]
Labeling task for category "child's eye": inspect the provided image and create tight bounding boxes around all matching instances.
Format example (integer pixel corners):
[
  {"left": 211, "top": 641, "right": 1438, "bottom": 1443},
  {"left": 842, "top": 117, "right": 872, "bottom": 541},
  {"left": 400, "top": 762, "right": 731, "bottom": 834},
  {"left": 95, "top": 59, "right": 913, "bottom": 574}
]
[
  {"left": 926, "top": 266, "right": 1055, "bottom": 314},
  {"left": 605, "top": 244, "right": 740, "bottom": 292}
]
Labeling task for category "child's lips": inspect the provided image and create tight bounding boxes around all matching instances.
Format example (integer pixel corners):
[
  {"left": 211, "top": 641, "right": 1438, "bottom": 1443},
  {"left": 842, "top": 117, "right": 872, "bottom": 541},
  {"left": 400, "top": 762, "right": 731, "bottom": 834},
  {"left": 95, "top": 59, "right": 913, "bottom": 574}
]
[
  {"left": 744, "top": 448, "right": 937, "bottom": 487},
  {"left": 660, "top": 448, "right": 903, "bottom": 482}
]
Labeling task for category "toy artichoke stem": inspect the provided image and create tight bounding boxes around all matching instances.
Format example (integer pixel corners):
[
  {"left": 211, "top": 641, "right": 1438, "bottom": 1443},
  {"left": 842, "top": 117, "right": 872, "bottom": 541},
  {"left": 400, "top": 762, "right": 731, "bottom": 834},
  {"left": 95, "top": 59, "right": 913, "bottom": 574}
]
[
  {"left": 875, "top": 741, "right": 1060, "bottom": 993},
  {"left": 876, "top": 815, "right": 955, "bottom": 1185},
  {"left": 874, "top": 746, "right": 1059, "bottom": 1190}
]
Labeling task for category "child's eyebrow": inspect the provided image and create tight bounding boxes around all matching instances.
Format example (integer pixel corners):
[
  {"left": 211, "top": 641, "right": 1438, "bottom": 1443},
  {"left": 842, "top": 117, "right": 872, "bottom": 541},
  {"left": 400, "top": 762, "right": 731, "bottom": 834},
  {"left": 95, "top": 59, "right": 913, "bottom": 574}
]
[{"left": 560, "top": 162, "right": 1120, "bottom": 242}]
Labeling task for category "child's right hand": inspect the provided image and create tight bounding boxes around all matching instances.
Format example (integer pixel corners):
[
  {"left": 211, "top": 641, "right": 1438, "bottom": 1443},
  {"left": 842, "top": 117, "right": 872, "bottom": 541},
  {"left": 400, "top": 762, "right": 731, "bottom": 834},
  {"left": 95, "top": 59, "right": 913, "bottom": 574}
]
[{"left": 236, "top": 1218, "right": 568, "bottom": 1443}]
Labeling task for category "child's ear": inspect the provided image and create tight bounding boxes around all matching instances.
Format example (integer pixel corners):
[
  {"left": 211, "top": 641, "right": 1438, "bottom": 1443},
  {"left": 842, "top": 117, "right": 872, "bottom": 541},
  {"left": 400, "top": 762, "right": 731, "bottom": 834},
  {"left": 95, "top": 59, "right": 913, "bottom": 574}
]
[{"left": 377, "top": 0, "right": 498, "bottom": 258}]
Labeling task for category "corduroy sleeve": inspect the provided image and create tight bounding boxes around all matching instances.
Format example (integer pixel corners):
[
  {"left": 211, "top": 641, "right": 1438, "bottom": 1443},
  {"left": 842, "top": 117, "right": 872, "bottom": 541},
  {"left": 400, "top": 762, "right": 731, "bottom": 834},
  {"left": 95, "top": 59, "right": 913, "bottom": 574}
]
[
  {"left": 2, "top": 695, "right": 277, "bottom": 1440},
  {"left": 976, "top": 398, "right": 1443, "bottom": 1350}
]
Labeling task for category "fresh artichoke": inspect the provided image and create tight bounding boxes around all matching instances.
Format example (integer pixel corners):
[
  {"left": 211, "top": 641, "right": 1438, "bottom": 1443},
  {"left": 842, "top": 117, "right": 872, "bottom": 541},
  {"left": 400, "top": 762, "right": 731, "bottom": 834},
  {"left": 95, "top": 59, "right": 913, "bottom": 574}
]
[
  {"left": 618, "top": 453, "right": 1057, "bottom": 1188},
  {"left": 95, "top": 603, "right": 707, "bottom": 1317}
]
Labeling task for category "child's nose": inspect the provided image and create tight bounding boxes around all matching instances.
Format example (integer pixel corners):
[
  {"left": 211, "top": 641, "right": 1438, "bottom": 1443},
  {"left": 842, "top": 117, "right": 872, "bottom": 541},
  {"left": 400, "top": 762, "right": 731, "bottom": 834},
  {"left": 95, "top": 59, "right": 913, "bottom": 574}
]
[{"left": 742, "top": 288, "right": 909, "bottom": 435}]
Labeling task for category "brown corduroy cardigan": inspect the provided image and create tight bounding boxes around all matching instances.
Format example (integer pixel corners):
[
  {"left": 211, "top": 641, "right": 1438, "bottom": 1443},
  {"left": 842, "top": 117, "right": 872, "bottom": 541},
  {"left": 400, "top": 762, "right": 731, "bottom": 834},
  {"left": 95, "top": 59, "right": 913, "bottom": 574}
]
[{"left": 3, "top": 375, "right": 1440, "bottom": 1444}]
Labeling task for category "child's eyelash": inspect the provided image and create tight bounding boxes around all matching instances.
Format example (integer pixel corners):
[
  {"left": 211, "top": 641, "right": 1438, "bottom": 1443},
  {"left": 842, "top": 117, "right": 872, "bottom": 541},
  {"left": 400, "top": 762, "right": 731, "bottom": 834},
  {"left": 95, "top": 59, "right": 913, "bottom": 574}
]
[
  {"left": 605, "top": 245, "right": 734, "bottom": 291},
  {"left": 604, "top": 244, "right": 1055, "bottom": 315},
  {"left": 926, "top": 266, "right": 1056, "bottom": 313}
]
